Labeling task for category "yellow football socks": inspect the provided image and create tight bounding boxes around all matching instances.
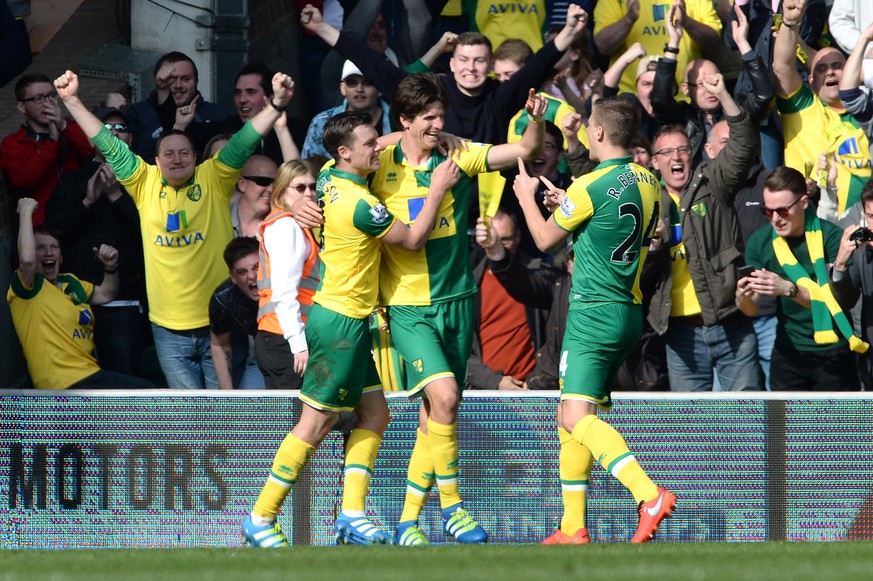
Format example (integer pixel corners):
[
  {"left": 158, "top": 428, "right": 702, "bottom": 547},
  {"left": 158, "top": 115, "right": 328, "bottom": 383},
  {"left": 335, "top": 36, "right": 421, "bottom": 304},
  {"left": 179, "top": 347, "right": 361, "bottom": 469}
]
[
  {"left": 572, "top": 415, "right": 658, "bottom": 504},
  {"left": 341, "top": 429, "right": 382, "bottom": 513},
  {"left": 428, "top": 419, "right": 462, "bottom": 509},
  {"left": 399, "top": 428, "right": 435, "bottom": 523},
  {"left": 558, "top": 426, "right": 592, "bottom": 534},
  {"left": 252, "top": 432, "right": 315, "bottom": 521}
]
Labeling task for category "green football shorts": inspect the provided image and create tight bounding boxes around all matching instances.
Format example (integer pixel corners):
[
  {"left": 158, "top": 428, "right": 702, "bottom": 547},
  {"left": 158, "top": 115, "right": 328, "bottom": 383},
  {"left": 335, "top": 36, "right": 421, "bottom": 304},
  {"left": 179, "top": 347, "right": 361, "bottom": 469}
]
[
  {"left": 301, "top": 303, "right": 383, "bottom": 411},
  {"left": 559, "top": 302, "right": 642, "bottom": 410},
  {"left": 387, "top": 296, "right": 474, "bottom": 397}
]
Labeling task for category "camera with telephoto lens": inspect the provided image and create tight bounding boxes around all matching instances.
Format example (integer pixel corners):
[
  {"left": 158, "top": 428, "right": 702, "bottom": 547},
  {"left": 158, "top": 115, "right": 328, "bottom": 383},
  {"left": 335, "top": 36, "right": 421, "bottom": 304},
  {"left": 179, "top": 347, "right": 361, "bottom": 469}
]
[{"left": 849, "top": 227, "right": 873, "bottom": 243}]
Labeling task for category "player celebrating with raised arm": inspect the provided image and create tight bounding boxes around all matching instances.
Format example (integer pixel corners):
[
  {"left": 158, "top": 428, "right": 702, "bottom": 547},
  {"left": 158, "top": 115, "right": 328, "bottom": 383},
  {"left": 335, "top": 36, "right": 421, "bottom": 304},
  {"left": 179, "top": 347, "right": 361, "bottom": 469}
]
[
  {"left": 243, "top": 111, "right": 459, "bottom": 547},
  {"left": 368, "top": 74, "right": 547, "bottom": 545},
  {"left": 508, "top": 95, "right": 674, "bottom": 544}
]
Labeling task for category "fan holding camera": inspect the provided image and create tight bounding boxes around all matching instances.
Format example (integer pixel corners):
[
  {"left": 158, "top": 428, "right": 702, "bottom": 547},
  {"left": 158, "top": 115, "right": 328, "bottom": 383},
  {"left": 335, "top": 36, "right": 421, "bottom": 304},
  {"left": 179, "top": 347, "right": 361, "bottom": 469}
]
[
  {"left": 830, "top": 181, "right": 873, "bottom": 389},
  {"left": 737, "top": 166, "right": 866, "bottom": 391}
]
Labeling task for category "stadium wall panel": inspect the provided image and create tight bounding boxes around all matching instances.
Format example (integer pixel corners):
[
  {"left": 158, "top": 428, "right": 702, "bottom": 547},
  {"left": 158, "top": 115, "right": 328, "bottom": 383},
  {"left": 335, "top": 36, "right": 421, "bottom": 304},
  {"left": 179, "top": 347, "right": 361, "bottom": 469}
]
[{"left": 1, "top": 391, "right": 871, "bottom": 548}]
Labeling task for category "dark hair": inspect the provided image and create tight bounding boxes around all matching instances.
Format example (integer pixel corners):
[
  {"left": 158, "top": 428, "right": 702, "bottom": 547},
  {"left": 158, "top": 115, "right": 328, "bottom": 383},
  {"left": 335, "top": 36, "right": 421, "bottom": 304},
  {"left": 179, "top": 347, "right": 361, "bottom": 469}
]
[
  {"left": 630, "top": 132, "right": 652, "bottom": 154},
  {"left": 391, "top": 73, "right": 450, "bottom": 128},
  {"left": 203, "top": 133, "right": 233, "bottom": 159},
  {"left": 862, "top": 179, "right": 873, "bottom": 205},
  {"left": 156, "top": 129, "right": 195, "bottom": 156},
  {"left": 455, "top": 31, "right": 492, "bottom": 55},
  {"left": 15, "top": 73, "right": 52, "bottom": 101},
  {"left": 223, "top": 236, "right": 259, "bottom": 270},
  {"left": 33, "top": 224, "right": 62, "bottom": 246},
  {"left": 235, "top": 62, "right": 275, "bottom": 97},
  {"left": 764, "top": 166, "right": 807, "bottom": 198},
  {"left": 493, "top": 39, "right": 533, "bottom": 66},
  {"left": 592, "top": 96, "right": 641, "bottom": 149},
  {"left": 322, "top": 111, "right": 374, "bottom": 159},
  {"left": 154, "top": 51, "right": 198, "bottom": 82},
  {"left": 544, "top": 121, "right": 564, "bottom": 150},
  {"left": 652, "top": 123, "right": 689, "bottom": 149}
]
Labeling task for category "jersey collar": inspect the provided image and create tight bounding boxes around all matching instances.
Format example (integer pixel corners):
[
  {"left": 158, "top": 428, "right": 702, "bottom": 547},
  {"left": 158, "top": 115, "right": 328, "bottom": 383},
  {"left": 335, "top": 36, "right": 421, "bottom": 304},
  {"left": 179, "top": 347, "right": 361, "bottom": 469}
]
[
  {"left": 594, "top": 155, "right": 633, "bottom": 171},
  {"left": 328, "top": 166, "right": 368, "bottom": 186}
]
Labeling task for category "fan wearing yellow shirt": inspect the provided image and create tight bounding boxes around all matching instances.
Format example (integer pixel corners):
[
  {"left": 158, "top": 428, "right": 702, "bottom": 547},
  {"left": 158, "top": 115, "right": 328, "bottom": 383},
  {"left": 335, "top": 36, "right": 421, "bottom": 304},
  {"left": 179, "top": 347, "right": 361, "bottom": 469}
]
[
  {"left": 773, "top": 0, "right": 871, "bottom": 214},
  {"left": 54, "top": 69, "right": 295, "bottom": 390},
  {"left": 367, "top": 73, "right": 547, "bottom": 546},
  {"left": 241, "top": 110, "right": 459, "bottom": 547},
  {"left": 594, "top": 0, "right": 721, "bottom": 96}
]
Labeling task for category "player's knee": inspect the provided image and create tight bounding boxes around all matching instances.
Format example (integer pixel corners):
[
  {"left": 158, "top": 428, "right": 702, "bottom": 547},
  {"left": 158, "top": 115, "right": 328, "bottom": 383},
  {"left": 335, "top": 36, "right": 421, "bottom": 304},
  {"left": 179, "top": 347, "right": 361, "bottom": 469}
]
[{"left": 357, "top": 406, "right": 391, "bottom": 435}]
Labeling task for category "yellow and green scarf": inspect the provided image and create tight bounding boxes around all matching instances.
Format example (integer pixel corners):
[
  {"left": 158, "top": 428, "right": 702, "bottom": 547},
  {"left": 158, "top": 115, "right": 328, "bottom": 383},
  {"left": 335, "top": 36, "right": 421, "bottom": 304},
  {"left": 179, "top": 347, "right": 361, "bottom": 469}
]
[{"left": 771, "top": 210, "right": 869, "bottom": 353}]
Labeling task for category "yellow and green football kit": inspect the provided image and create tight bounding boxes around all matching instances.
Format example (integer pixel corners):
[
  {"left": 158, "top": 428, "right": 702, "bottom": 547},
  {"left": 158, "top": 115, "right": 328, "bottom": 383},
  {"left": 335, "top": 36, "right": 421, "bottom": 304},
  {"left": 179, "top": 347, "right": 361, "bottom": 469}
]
[
  {"left": 777, "top": 84, "right": 872, "bottom": 214},
  {"left": 303, "top": 166, "right": 396, "bottom": 411},
  {"left": 252, "top": 166, "right": 395, "bottom": 527},
  {"left": 370, "top": 141, "right": 490, "bottom": 518},
  {"left": 551, "top": 156, "right": 662, "bottom": 534},
  {"left": 8, "top": 272, "right": 99, "bottom": 389}
]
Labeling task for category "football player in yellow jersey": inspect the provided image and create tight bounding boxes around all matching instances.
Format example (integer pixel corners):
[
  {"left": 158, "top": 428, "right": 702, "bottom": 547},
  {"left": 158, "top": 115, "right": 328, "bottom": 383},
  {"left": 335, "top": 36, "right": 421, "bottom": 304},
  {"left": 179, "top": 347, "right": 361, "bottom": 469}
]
[
  {"left": 773, "top": 0, "right": 871, "bottom": 213},
  {"left": 240, "top": 111, "right": 460, "bottom": 547},
  {"left": 368, "top": 73, "right": 547, "bottom": 545}
]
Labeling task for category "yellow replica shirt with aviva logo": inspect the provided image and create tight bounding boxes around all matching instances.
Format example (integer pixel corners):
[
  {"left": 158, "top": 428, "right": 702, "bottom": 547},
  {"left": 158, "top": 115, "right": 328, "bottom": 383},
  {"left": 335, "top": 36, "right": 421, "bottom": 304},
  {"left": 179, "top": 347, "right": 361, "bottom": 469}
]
[
  {"left": 777, "top": 84, "right": 872, "bottom": 214},
  {"left": 8, "top": 272, "right": 100, "bottom": 389},
  {"left": 370, "top": 142, "right": 491, "bottom": 306},
  {"left": 468, "top": 0, "right": 548, "bottom": 52},
  {"left": 92, "top": 124, "right": 262, "bottom": 330},
  {"left": 313, "top": 166, "right": 396, "bottom": 319},
  {"left": 594, "top": 0, "right": 722, "bottom": 96}
]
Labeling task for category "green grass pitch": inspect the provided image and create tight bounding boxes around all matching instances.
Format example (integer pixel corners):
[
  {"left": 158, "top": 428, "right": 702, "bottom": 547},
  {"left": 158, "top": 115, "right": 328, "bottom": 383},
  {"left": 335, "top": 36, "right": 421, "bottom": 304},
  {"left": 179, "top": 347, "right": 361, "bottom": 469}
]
[{"left": 2, "top": 542, "right": 872, "bottom": 581}]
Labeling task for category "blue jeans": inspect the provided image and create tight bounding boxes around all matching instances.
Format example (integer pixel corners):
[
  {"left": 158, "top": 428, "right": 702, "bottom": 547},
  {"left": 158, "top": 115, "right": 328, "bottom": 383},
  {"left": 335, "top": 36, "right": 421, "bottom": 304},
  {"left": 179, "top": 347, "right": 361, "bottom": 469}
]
[
  {"left": 753, "top": 315, "right": 777, "bottom": 391},
  {"left": 665, "top": 315, "right": 763, "bottom": 392},
  {"left": 151, "top": 324, "right": 218, "bottom": 389}
]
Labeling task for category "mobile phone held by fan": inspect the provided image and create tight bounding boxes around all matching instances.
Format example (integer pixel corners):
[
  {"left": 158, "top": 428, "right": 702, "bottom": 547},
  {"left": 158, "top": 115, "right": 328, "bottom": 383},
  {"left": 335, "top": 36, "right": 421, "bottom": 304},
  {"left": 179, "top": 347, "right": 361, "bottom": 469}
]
[{"left": 738, "top": 265, "right": 755, "bottom": 279}]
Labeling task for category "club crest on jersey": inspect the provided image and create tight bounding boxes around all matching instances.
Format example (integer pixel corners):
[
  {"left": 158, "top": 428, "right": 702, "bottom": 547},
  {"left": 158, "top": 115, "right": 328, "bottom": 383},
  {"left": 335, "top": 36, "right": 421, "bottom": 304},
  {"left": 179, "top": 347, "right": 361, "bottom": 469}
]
[
  {"left": 187, "top": 184, "right": 202, "bottom": 202},
  {"left": 370, "top": 203, "right": 390, "bottom": 224},
  {"left": 560, "top": 196, "right": 576, "bottom": 218},
  {"left": 412, "top": 359, "right": 424, "bottom": 373}
]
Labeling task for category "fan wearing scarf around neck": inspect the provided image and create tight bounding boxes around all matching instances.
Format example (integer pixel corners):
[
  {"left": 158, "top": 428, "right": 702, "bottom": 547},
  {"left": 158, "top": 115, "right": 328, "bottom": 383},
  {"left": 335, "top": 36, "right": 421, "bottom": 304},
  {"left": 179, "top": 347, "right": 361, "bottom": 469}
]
[{"left": 736, "top": 166, "right": 865, "bottom": 391}]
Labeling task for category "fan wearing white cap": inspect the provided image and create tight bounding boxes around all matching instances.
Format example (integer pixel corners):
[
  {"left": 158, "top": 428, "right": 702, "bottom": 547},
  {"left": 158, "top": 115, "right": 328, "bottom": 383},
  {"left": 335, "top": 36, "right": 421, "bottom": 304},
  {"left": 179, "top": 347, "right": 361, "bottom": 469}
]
[{"left": 301, "top": 60, "right": 392, "bottom": 161}]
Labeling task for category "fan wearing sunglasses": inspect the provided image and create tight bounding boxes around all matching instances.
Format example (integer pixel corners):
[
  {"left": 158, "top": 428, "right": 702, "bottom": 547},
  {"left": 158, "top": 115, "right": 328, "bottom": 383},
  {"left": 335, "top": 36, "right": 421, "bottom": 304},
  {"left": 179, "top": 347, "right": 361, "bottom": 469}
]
[
  {"left": 254, "top": 160, "right": 321, "bottom": 391},
  {"left": 232, "top": 155, "right": 277, "bottom": 238},
  {"left": 738, "top": 166, "right": 863, "bottom": 391}
]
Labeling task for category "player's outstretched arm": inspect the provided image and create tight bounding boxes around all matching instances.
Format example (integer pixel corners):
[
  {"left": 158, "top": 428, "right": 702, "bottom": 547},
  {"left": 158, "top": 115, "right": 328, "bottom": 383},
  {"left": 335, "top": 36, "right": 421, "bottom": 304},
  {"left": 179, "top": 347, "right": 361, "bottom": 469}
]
[
  {"left": 487, "top": 90, "right": 547, "bottom": 170},
  {"left": 513, "top": 158, "right": 568, "bottom": 252},
  {"left": 382, "top": 158, "right": 459, "bottom": 250}
]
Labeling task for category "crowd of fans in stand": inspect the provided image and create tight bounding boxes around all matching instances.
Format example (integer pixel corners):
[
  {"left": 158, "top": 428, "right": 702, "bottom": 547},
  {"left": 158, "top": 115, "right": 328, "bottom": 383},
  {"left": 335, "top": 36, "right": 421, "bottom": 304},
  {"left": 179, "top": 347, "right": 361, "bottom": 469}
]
[{"left": 2, "top": 0, "right": 873, "bottom": 392}]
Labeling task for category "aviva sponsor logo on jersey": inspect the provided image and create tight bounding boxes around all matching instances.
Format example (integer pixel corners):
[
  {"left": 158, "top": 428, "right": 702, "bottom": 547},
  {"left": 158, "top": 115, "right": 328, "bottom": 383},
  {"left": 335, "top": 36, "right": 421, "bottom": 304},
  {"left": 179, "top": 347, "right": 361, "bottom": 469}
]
[
  {"left": 486, "top": 2, "right": 539, "bottom": 14},
  {"left": 835, "top": 136, "right": 872, "bottom": 171},
  {"left": 78, "top": 307, "right": 93, "bottom": 326},
  {"left": 166, "top": 211, "right": 188, "bottom": 232},
  {"left": 160, "top": 211, "right": 206, "bottom": 246},
  {"left": 408, "top": 197, "right": 455, "bottom": 240}
]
